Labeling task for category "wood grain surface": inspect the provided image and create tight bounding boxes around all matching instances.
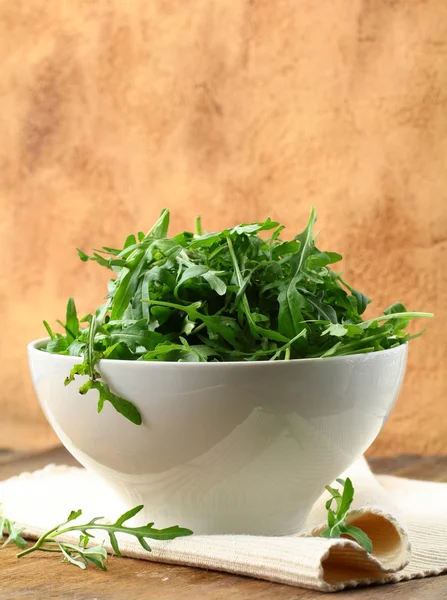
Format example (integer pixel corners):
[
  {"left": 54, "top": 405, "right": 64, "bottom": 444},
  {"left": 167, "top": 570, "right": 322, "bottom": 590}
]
[
  {"left": 1, "top": 449, "right": 446, "bottom": 599},
  {"left": 0, "top": 0, "right": 446, "bottom": 455},
  {"left": 1, "top": 543, "right": 446, "bottom": 600}
]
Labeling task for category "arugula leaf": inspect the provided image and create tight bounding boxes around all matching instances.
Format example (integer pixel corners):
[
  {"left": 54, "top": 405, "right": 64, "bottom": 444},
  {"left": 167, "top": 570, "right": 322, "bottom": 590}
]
[
  {"left": 277, "top": 282, "right": 306, "bottom": 339},
  {"left": 384, "top": 302, "right": 407, "bottom": 314},
  {"left": 111, "top": 253, "right": 145, "bottom": 320},
  {"left": 43, "top": 320, "right": 55, "bottom": 340},
  {"left": 67, "top": 340, "right": 86, "bottom": 357},
  {"left": 151, "top": 208, "right": 170, "bottom": 239},
  {"left": 174, "top": 265, "right": 216, "bottom": 299},
  {"left": 107, "top": 321, "right": 164, "bottom": 352},
  {"left": 1, "top": 513, "right": 27, "bottom": 550},
  {"left": 46, "top": 334, "right": 69, "bottom": 354},
  {"left": 321, "top": 323, "right": 347, "bottom": 337},
  {"left": 202, "top": 270, "right": 227, "bottom": 296},
  {"left": 67, "top": 510, "right": 83, "bottom": 522},
  {"left": 77, "top": 248, "right": 90, "bottom": 262},
  {"left": 321, "top": 477, "right": 373, "bottom": 553},
  {"left": 65, "top": 297, "right": 80, "bottom": 342},
  {"left": 79, "top": 379, "right": 142, "bottom": 425},
  {"left": 43, "top": 207, "right": 433, "bottom": 425},
  {"left": 14, "top": 506, "right": 192, "bottom": 571},
  {"left": 124, "top": 234, "right": 137, "bottom": 249}
]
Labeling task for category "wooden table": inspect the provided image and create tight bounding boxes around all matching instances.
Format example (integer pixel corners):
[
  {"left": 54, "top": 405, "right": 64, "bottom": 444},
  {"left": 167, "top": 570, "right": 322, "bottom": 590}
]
[{"left": 1, "top": 449, "right": 446, "bottom": 599}]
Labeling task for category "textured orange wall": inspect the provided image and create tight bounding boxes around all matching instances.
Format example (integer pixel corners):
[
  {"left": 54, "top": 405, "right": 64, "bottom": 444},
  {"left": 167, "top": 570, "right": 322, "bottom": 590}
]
[{"left": 0, "top": 0, "right": 445, "bottom": 453}]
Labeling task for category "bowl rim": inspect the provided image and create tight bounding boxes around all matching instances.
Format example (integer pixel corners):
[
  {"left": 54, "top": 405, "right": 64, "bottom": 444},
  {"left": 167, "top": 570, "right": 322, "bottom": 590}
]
[{"left": 28, "top": 337, "right": 408, "bottom": 368}]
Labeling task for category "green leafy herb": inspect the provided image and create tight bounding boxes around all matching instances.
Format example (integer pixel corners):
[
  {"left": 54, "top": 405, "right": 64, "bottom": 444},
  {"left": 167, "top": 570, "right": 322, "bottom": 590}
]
[
  {"left": 14, "top": 506, "right": 192, "bottom": 571},
  {"left": 62, "top": 315, "right": 142, "bottom": 426},
  {"left": 0, "top": 510, "right": 27, "bottom": 550},
  {"left": 65, "top": 297, "right": 80, "bottom": 342},
  {"left": 78, "top": 379, "right": 142, "bottom": 425},
  {"left": 43, "top": 208, "right": 433, "bottom": 424},
  {"left": 321, "top": 477, "right": 373, "bottom": 553}
]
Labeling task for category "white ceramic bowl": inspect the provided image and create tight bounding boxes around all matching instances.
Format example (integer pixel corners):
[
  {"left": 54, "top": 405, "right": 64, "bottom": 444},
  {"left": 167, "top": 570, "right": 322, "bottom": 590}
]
[{"left": 28, "top": 340, "right": 407, "bottom": 535}]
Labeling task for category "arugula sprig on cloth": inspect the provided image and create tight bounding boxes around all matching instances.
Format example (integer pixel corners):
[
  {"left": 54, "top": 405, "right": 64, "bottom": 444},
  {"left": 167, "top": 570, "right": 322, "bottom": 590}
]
[
  {"left": 2, "top": 505, "right": 192, "bottom": 571},
  {"left": 43, "top": 207, "right": 433, "bottom": 424},
  {"left": 321, "top": 477, "right": 373, "bottom": 553}
]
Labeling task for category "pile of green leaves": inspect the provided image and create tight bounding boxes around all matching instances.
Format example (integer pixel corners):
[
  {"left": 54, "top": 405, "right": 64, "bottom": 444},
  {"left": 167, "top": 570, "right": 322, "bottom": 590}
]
[{"left": 43, "top": 207, "right": 432, "bottom": 424}]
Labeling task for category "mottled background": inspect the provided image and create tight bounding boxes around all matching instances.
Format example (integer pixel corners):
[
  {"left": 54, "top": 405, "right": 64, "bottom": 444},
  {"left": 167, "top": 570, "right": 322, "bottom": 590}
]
[{"left": 0, "top": 0, "right": 445, "bottom": 454}]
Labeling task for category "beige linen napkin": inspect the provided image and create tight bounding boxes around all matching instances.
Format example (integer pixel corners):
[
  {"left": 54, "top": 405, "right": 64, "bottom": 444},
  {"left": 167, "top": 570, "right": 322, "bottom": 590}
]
[{"left": 1, "top": 458, "right": 446, "bottom": 592}]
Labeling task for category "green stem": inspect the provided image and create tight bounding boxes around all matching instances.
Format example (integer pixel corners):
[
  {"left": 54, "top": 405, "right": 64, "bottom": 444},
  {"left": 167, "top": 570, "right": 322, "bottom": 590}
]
[
  {"left": 18, "top": 523, "right": 101, "bottom": 559},
  {"left": 143, "top": 299, "right": 195, "bottom": 313},
  {"left": 16, "top": 522, "right": 63, "bottom": 558},
  {"left": 362, "top": 312, "right": 434, "bottom": 327},
  {"left": 267, "top": 330, "right": 307, "bottom": 361},
  {"left": 226, "top": 237, "right": 260, "bottom": 339},
  {"left": 145, "top": 209, "right": 169, "bottom": 239},
  {"left": 190, "top": 296, "right": 231, "bottom": 337},
  {"left": 195, "top": 216, "right": 203, "bottom": 236},
  {"left": 293, "top": 206, "right": 316, "bottom": 278},
  {"left": 331, "top": 331, "right": 393, "bottom": 350},
  {"left": 86, "top": 316, "right": 98, "bottom": 380}
]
